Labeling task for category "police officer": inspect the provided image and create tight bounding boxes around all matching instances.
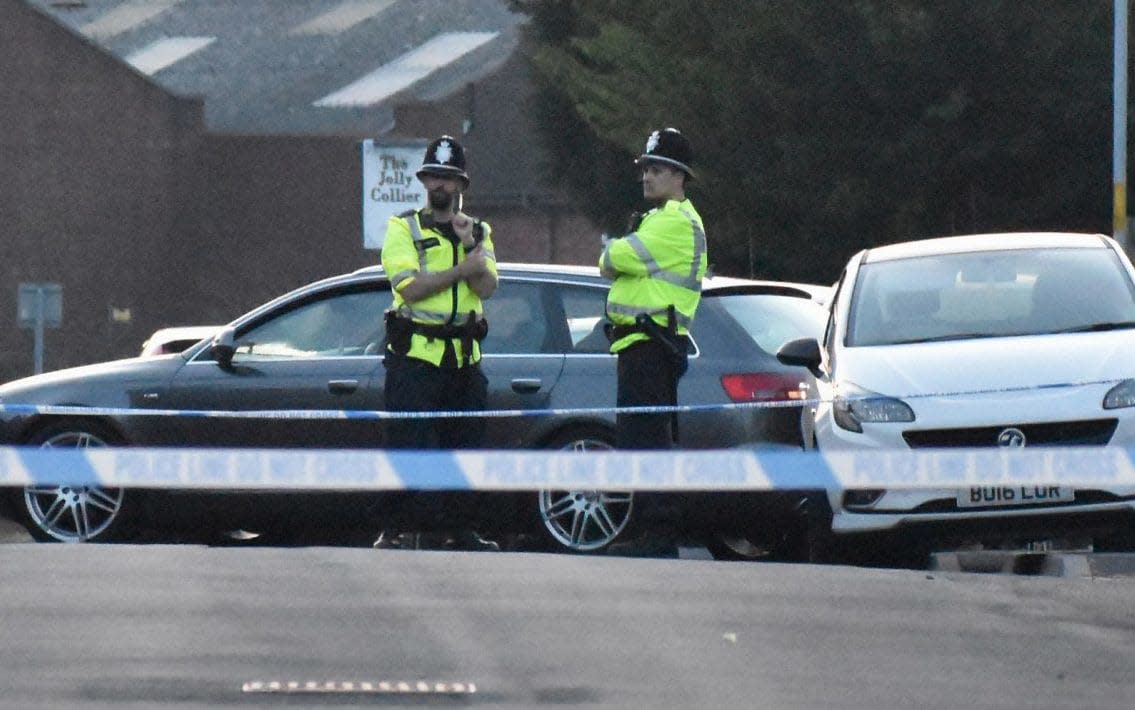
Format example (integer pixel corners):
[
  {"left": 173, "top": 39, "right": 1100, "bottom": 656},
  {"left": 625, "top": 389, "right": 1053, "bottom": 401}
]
[
  {"left": 375, "top": 135, "right": 499, "bottom": 551},
  {"left": 600, "top": 127, "right": 708, "bottom": 449}
]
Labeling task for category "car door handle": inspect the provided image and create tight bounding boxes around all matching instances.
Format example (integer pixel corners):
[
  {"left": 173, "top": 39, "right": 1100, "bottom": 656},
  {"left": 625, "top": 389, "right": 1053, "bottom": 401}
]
[
  {"left": 511, "top": 378, "right": 542, "bottom": 394},
  {"left": 328, "top": 379, "right": 359, "bottom": 394}
]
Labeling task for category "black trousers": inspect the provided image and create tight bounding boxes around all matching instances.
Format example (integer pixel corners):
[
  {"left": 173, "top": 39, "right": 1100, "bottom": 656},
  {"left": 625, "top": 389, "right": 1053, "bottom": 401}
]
[
  {"left": 384, "top": 353, "right": 488, "bottom": 449},
  {"left": 615, "top": 337, "right": 688, "bottom": 450},
  {"left": 383, "top": 353, "right": 489, "bottom": 528}
]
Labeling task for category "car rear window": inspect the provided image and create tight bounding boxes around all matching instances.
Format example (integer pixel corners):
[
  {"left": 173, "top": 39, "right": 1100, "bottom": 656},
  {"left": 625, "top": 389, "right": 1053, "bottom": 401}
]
[{"left": 714, "top": 293, "right": 827, "bottom": 354}]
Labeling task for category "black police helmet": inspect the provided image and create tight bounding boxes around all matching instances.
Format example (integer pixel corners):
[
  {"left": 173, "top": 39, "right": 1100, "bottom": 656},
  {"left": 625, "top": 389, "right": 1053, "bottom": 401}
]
[
  {"left": 416, "top": 135, "right": 469, "bottom": 187},
  {"left": 635, "top": 127, "right": 695, "bottom": 179}
]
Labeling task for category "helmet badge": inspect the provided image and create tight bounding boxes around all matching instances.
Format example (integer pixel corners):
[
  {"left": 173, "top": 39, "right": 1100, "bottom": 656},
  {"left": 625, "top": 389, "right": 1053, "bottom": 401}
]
[
  {"left": 645, "top": 131, "right": 660, "bottom": 154},
  {"left": 435, "top": 139, "right": 453, "bottom": 166}
]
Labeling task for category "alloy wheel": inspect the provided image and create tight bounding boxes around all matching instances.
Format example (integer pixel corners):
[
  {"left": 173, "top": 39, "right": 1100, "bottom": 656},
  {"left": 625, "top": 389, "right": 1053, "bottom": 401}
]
[
  {"left": 23, "top": 429, "right": 125, "bottom": 542},
  {"left": 538, "top": 435, "right": 632, "bottom": 552}
]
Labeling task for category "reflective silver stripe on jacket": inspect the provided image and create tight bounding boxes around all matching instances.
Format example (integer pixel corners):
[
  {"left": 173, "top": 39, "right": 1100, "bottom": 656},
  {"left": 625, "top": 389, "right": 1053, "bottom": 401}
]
[
  {"left": 394, "top": 305, "right": 458, "bottom": 325},
  {"left": 678, "top": 206, "right": 707, "bottom": 288},
  {"left": 622, "top": 219, "right": 704, "bottom": 292},
  {"left": 601, "top": 247, "right": 615, "bottom": 273},
  {"left": 397, "top": 213, "right": 486, "bottom": 324},
  {"left": 405, "top": 215, "right": 429, "bottom": 273},
  {"left": 396, "top": 214, "right": 445, "bottom": 323},
  {"left": 390, "top": 269, "right": 417, "bottom": 290},
  {"left": 605, "top": 302, "right": 693, "bottom": 328},
  {"left": 404, "top": 215, "right": 496, "bottom": 268}
]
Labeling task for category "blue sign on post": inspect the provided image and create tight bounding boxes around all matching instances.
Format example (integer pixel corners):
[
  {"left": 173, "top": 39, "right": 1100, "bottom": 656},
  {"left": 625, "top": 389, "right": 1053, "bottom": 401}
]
[{"left": 17, "top": 283, "right": 63, "bottom": 374}]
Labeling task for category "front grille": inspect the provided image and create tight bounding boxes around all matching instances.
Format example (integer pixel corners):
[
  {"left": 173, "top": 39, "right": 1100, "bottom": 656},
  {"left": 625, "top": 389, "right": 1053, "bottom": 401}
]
[{"left": 902, "top": 419, "right": 1117, "bottom": 448}]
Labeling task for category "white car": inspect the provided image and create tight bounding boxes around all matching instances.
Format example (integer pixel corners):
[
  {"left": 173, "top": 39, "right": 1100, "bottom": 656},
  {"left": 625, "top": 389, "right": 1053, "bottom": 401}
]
[
  {"left": 778, "top": 232, "right": 1135, "bottom": 563},
  {"left": 140, "top": 326, "right": 223, "bottom": 356}
]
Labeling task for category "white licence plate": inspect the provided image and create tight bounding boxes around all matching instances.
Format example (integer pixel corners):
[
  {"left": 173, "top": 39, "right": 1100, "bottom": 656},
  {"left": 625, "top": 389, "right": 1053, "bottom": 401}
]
[{"left": 957, "top": 486, "right": 1076, "bottom": 508}]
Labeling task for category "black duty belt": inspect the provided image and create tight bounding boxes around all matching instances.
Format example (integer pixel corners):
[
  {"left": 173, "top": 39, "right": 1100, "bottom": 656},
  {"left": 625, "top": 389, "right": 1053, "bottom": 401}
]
[
  {"left": 385, "top": 310, "right": 488, "bottom": 367},
  {"left": 605, "top": 306, "right": 682, "bottom": 356}
]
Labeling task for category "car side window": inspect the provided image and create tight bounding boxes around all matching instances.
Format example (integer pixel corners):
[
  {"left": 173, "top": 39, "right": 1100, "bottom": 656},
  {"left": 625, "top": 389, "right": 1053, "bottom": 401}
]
[
  {"left": 233, "top": 288, "right": 390, "bottom": 359},
  {"left": 482, "top": 282, "right": 549, "bottom": 354},
  {"left": 560, "top": 285, "right": 610, "bottom": 353}
]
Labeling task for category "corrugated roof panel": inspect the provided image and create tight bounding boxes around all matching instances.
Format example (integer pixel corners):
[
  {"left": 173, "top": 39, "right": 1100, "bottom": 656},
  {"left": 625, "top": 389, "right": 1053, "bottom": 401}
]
[
  {"left": 289, "top": 0, "right": 396, "bottom": 36},
  {"left": 81, "top": 0, "right": 183, "bottom": 39},
  {"left": 126, "top": 36, "right": 215, "bottom": 75},
  {"left": 314, "top": 31, "right": 498, "bottom": 107}
]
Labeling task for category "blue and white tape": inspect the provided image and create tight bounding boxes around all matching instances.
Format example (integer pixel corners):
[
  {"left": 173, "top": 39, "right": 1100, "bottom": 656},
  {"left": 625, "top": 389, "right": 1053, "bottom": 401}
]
[
  {"left": 3, "top": 446, "right": 1135, "bottom": 490},
  {"left": 2, "top": 376, "right": 1135, "bottom": 490}
]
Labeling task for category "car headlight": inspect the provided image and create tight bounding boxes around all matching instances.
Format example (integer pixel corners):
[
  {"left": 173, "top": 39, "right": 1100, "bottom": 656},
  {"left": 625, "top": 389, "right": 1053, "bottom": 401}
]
[
  {"left": 1103, "top": 379, "right": 1135, "bottom": 409},
  {"left": 833, "top": 383, "right": 915, "bottom": 433}
]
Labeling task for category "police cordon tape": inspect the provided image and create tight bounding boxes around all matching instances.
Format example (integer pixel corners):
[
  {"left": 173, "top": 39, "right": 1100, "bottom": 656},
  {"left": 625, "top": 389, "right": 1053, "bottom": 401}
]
[
  {"left": 3, "top": 446, "right": 1135, "bottom": 490},
  {"left": 2, "top": 375, "right": 1135, "bottom": 490}
]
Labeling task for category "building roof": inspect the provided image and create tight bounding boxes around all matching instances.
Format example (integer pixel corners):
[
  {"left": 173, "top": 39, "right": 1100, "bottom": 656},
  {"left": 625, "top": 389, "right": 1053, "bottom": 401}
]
[{"left": 28, "top": 0, "right": 525, "bottom": 137}]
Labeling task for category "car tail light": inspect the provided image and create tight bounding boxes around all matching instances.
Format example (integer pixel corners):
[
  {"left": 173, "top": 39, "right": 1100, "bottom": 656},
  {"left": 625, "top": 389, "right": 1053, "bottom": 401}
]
[{"left": 720, "top": 373, "right": 807, "bottom": 403}]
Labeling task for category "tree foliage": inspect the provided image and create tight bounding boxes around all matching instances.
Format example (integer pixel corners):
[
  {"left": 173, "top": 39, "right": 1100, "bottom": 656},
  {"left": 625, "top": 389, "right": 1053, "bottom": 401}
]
[{"left": 511, "top": 0, "right": 1116, "bottom": 282}]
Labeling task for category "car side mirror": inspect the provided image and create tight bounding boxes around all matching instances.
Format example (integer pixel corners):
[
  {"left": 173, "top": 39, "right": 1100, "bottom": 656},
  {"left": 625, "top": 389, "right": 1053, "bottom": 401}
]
[
  {"left": 776, "top": 337, "right": 823, "bottom": 378},
  {"left": 211, "top": 327, "right": 237, "bottom": 369}
]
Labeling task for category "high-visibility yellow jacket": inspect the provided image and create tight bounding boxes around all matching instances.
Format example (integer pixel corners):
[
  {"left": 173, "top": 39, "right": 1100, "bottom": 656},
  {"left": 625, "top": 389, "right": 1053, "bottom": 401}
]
[
  {"left": 381, "top": 209, "right": 497, "bottom": 366},
  {"left": 599, "top": 198, "right": 707, "bottom": 353}
]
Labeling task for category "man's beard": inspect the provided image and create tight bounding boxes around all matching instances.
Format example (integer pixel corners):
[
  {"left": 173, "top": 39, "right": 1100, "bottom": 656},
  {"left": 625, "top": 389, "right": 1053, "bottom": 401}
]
[{"left": 428, "top": 188, "right": 454, "bottom": 211}]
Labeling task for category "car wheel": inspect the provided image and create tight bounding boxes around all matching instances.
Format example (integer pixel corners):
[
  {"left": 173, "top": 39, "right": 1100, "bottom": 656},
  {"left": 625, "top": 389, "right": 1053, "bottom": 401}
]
[
  {"left": 789, "top": 493, "right": 842, "bottom": 564},
  {"left": 704, "top": 491, "right": 815, "bottom": 562},
  {"left": 802, "top": 523, "right": 841, "bottom": 564},
  {"left": 535, "top": 427, "right": 633, "bottom": 553},
  {"left": 13, "top": 419, "right": 134, "bottom": 543}
]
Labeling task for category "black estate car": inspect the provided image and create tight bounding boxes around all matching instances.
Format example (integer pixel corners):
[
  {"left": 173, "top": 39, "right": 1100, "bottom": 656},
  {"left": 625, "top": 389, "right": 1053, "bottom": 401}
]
[{"left": 0, "top": 264, "right": 828, "bottom": 555}]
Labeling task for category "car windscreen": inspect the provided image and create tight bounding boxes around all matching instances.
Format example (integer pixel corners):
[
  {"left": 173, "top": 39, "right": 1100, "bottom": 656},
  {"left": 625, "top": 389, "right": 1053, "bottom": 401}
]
[
  {"left": 714, "top": 293, "right": 827, "bottom": 354},
  {"left": 847, "top": 246, "right": 1135, "bottom": 346}
]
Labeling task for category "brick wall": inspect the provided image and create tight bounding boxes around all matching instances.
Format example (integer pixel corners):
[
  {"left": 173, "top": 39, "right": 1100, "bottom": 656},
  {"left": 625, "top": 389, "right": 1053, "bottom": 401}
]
[
  {"left": 0, "top": 0, "right": 203, "bottom": 381},
  {"left": 0, "top": 0, "right": 600, "bottom": 384}
]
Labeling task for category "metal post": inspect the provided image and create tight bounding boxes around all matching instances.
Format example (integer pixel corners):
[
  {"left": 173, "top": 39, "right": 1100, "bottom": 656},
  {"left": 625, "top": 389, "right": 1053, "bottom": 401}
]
[{"left": 1115, "top": 0, "right": 1128, "bottom": 250}]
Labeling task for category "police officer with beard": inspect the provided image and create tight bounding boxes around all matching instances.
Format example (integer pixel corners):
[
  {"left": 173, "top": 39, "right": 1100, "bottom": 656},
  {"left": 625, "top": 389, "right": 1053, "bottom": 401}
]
[{"left": 374, "top": 135, "right": 499, "bottom": 551}]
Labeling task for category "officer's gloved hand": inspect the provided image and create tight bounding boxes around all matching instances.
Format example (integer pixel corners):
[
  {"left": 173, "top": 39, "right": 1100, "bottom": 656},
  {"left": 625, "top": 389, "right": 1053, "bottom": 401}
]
[
  {"left": 626, "top": 211, "right": 643, "bottom": 233},
  {"left": 453, "top": 212, "right": 476, "bottom": 248},
  {"left": 458, "top": 246, "right": 489, "bottom": 278}
]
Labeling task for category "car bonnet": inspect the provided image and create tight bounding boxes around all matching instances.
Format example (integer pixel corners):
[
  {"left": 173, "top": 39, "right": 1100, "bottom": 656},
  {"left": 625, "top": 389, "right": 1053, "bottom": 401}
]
[{"left": 835, "top": 330, "right": 1135, "bottom": 401}]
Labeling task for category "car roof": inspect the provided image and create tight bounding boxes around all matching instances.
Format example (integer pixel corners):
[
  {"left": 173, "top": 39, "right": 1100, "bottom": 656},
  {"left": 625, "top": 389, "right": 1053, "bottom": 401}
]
[
  {"left": 200, "top": 262, "right": 831, "bottom": 356},
  {"left": 861, "top": 232, "right": 1113, "bottom": 264},
  {"left": 347, "top": 262, "right": 830, "bottom": 300}
]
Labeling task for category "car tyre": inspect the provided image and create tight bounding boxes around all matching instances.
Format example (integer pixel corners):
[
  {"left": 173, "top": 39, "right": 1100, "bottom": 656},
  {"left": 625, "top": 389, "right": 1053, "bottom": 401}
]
[
  {"left": 534, "top": 426, "right": 634, "bottom": 553},
  {"left": 12, "top": 419, "right": 136, "bottom": 543}
]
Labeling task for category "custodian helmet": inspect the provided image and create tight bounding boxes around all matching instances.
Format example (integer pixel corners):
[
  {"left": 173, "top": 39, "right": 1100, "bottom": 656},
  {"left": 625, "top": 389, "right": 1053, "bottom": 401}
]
[
  {"left": 416, "top": 135, "right": 469, "bottom": 187},
  {"left": 635, "top": 127, "right": 695, "bottom": 179}
]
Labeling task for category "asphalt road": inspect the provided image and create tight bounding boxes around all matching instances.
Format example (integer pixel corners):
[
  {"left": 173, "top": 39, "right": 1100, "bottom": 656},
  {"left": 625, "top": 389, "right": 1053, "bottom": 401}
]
[{"left": 1, "top": 529, "right": 1134, "bottom": 709}]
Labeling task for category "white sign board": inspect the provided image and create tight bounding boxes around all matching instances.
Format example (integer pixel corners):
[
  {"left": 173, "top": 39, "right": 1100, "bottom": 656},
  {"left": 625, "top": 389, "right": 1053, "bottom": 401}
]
[
  {"left": 17, "top": 282, "right": 62, "bottom": 328},
  {"left": 361, "top": 139, "right": 426, "bottom": 249}
]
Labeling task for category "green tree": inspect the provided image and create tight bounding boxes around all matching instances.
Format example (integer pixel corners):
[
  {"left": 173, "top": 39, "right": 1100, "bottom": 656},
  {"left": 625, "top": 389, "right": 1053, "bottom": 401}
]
[{"left": 512, "top": 1, "right": 1115, "bottom": 282}]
